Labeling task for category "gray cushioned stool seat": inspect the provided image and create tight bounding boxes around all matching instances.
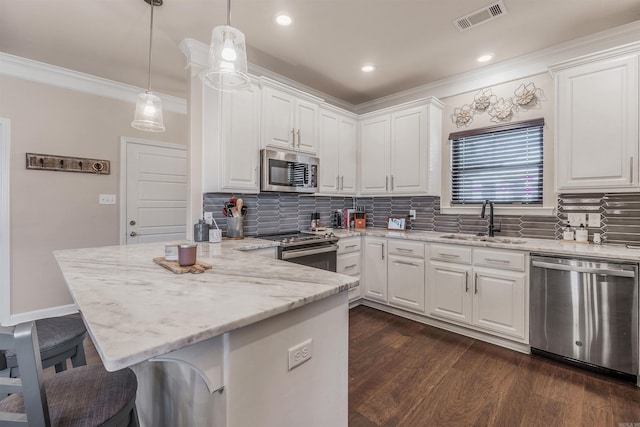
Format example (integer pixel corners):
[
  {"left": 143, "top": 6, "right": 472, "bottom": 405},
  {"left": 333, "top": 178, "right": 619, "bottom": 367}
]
[
  {"left": 0, "top": 364, "right": 138, "bottom": 426},
  {"left": 5, "top": 314, "right": 87, "bottom": 374}
]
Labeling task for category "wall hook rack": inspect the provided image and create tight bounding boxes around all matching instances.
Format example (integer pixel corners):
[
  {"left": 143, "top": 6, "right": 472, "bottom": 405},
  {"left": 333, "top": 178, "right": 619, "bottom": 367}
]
[{"left": 26, "top": 153, "right": 110, "bottom": 175}]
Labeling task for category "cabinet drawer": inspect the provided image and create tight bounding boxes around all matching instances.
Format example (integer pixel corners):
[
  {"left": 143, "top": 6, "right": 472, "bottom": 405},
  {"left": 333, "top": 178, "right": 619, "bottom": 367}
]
[
  {"left": 387, "top": 240, "right": 424, "bottom": 258},
  {"left": 430, "top": 244, "right": 472, "bottom": 264},
  {"left": 337, "top": 252, "right": 361, "bottom": 276},
  {"left": 473, "top": 248, "right": 525, "bottom": 272},
  {"left": 337, "top": 237, "right": 361, "bottom": 254}
]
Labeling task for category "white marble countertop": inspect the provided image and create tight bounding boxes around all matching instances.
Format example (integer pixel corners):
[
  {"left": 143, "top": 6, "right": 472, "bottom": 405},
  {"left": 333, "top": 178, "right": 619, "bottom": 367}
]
[
  {"left": 54, "top": 239, "right": 358, "bottom": 372},
  {"left": 323, "top": 228, "right": 640, "bottom": 262}
]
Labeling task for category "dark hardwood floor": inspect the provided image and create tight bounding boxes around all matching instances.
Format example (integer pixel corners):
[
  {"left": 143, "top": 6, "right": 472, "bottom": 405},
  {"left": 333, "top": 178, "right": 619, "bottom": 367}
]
[{"left": 349, "top": 305, "right": 640, "bottom": 427}]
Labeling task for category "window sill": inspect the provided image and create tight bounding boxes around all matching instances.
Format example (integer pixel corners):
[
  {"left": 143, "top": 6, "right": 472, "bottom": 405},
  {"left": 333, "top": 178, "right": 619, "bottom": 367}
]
[{"left": 440, "top": 205, "right": 556, "bottom": 216}]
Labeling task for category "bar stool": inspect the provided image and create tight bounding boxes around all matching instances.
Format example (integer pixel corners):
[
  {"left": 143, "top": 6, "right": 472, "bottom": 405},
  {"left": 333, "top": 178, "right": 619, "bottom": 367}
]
[
  {"left": 0, "top": 321, "right": 139, "bottom": 426},
  {"left": 2, "top": 313, "right": 87, "bottom": 378}
]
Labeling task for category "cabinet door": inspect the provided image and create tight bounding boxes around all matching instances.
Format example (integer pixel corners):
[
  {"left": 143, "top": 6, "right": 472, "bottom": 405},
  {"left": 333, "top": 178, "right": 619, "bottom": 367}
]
[
  {"left": 388, "top": 256, "right": 425, "bottom": 313},
  {"left": 220, "top": 84, "right": 260, "bottom": 191},
  {"left": 427, "top": 261, "right": 472, "bottom": 324},
  {"left": 318, "top": 110, "right": 340, "bottom": 193},
  {"left": 391, "top": 106, "right": 427, "bottom": 194},
  {"left": 295, "top": 99, "right": 318, "bottom": 154},
  {"left": 556, "top": 54, "right": 639, "bottom": 191},
  {"left": 362, "top": 237, "right": 387, "bottom": 302},
  {"left": 262, "top": 88, "right": 295, "bottom": 150},
  {"left": 360, "top": 116, "right": 390, "bottom": 195},
  {"left": 338, "top": 117, "right": 357, "bottom": 194},
  {"left": 472, "top": 268, "right": 526, "bottom": 340}
]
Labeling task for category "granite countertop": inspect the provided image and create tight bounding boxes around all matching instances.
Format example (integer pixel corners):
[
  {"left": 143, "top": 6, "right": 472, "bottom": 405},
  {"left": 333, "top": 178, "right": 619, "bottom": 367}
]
[
  {"left": 326, "top": 228, "right": 640, "bottom": 262},
  {"left": 54, "top": 238, "right": 358, "bottom": 372}
]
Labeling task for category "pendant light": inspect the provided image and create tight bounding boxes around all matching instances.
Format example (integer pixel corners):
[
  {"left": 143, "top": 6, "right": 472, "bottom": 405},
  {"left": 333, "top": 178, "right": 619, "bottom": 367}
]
[
  {"left": 200, "top": 0, "right": 251, "bottom": 92},
  {"left": 132, "top": 0, "right": 165, "bottom": 132}
]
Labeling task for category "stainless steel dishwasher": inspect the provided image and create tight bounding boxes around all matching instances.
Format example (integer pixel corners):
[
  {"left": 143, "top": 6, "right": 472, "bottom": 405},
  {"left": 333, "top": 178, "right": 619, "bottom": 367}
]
[{"left": 530, "top": 255, "right": 639, "bottom": 377}]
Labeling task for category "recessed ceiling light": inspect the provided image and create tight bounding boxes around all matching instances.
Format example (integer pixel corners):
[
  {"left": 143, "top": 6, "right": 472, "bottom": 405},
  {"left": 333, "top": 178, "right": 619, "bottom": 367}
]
[
  {"left": 361, "top": 64, "right": 376, "bottom": 73},
  {"left": 274, "top": 13, "right": 293, "bottom": 26},
  {"left": 477, "top": 53, "right": 494, "bottom": 63}
]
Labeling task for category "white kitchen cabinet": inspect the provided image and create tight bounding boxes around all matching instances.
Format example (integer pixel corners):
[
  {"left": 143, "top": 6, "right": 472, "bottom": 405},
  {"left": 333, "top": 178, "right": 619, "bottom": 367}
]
[
  {"left": 551, "top": 46, "right": 640, "bottom": 192},
  {"left": 318, "top": 107, "right": 357, "bottom": 195},
  {"left": 262, "top": 82, "right": 320, "bottom": 155},
  {"left": 202, "top": 81, "right": 261, "bottom": 193},
  {"left": 362, "top": 237, "right": 387, "bottom": 302},
  {"left": 426, "top": 244, "right": 527, "bottom": 341},
  {"left": 337, "top": 236, "right": 362, "bottom": 302},
  {"left": 359, "top": 98, "right": 443, "bottom": 196},
  {"left": 387, "top": 240, "right": 426, "bottom": 313}
]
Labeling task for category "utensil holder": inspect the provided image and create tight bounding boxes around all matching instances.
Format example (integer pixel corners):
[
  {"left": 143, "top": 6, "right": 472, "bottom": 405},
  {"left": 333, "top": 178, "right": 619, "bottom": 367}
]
[{"left": 226, "top": 216, "right": 244, "bottom": 239}]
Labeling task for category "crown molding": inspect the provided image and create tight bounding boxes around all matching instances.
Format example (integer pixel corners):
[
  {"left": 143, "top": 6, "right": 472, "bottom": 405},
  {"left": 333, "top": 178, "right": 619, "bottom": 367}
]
[{"left": 0, "top": 52, "right": 187, "bottom": 114}]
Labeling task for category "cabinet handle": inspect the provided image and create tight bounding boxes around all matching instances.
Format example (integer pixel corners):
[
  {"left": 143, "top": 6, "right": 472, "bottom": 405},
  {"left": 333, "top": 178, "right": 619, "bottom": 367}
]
[
  {"left": 336, "top": 176, "right": 340, "bottom": 190},
  {"left": 340, "top": 176, "right": 344, "bottom": 191},
  {"left": 393, "top": 260, "right": 418, "bottom": 267},
  {"left": 631, "top": 156, "right": 634, "bottom": 183},
  {"left": 485, "top": 258, "right": 509, "bottom": 264},
  {"left": 439, "top": 253, "right": 460, "bottom": 259},
  {"left": 474, "top": 273, "right": 478, "bottom": 294},
  {"left": 397, "top": 248, "right": 413, "bottom": 252},
  {"left": 385, "top": 176, "right": 389, "bottom": 191},
  {"left": 465, "top": 271, "right": 469, "bottom": 293},
  {"left": 391, "top": 175, "right": 394, "bottom": 190},
  {"left": 345, "top": 264, "right": 357, "bottom": 269},
  {"left": 297, "top": 129, "right": 301, "bottom": 147},
  {"left": 381, "top": 243, "right": 385, "bottom": 260},
  {"left": 346, "top": 244, "right": 358, "bottom": 249}
]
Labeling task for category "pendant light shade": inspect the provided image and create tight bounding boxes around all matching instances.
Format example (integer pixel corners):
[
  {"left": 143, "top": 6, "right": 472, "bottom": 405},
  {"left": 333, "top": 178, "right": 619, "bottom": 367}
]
[
  {"left": 132, "top": 91, "right": 165, "bottom": 132},
  {"left": 132, "top": 0, "right": 165, "bottom": 132},
  {"left": 200, "top": 0, "right": 250, "bottom": 91}
]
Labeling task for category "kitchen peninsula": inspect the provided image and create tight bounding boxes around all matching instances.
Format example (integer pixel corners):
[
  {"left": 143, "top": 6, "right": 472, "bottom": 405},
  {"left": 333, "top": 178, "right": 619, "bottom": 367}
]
[{"left": 54, "top": 239, "right": 358, "bottom": 427}]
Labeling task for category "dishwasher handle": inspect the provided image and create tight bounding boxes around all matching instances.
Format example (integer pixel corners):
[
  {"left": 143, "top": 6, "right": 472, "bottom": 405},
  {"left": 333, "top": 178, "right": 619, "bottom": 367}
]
[{"left": 531, "top": 260, "right": 636, "bottom": 278}]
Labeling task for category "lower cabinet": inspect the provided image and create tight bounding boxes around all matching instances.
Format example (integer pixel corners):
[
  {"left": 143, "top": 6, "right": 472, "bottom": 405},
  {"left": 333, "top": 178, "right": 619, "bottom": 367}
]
[
  {"left": 387, "top": 240, "right": 426, "bottom": 313},
  {"left": 427, "top": 244, "right": 527, "bottom": 341},
  {"left": 337, "top": 236, "right": 362, "bottom": 302},
  {"left": 361, "top": 237, "right": 528, "bottom": 345},
  {"left": 362, "top": 237, "right": 388, "bottom": 302}
]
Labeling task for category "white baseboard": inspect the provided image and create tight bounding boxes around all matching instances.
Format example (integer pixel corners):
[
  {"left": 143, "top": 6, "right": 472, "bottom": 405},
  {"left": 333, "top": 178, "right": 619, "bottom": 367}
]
[{"left": 8, "top": 303, "right": 79, "bottom": 326}]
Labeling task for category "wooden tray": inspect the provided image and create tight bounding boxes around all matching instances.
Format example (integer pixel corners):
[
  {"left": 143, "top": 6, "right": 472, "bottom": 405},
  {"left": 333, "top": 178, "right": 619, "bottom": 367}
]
[{"left": 153, "top": 257, "right": 212, "bottom": 274}]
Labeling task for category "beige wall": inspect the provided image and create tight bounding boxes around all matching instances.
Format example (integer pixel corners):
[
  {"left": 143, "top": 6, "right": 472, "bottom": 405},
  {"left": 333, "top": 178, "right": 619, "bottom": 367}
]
[{"left": 0, "top": 75, "right": 187, "bottom": 316}]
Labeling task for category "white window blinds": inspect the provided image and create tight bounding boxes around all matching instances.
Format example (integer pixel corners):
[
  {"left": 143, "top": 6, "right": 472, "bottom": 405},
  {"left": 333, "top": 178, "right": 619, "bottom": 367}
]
[{"left": 449, "top": 118, "right": 544, "bottom": 205}]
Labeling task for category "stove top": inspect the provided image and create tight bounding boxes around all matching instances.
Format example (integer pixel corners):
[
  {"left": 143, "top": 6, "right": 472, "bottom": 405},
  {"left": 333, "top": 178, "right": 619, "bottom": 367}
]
[{"left": 257, "top": 230, "right": 338, "bottom": 247}]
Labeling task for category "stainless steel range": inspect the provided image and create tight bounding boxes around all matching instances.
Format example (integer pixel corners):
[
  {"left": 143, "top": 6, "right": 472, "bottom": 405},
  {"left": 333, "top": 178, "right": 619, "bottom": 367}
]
[{"left": 258, "top": 231, "right": 339, "bottom": 272}]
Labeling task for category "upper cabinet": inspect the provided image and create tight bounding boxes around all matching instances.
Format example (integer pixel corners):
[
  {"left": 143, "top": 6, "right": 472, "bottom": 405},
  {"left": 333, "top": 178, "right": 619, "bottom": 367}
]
[
  {"left": 359, "top": 98, "right": 444, "bottom": 196},
  {"left": 261, "top": 80, "right": 321, "bottom": 155},
  {"left": 318, "top": 107, "right": 357, "bottom": 195},
  {"left": 202, "top": 81, "right": 261, "bottom": 193},
  {"left": 551, "top": 45, "right": 640, "bottom": 192}
]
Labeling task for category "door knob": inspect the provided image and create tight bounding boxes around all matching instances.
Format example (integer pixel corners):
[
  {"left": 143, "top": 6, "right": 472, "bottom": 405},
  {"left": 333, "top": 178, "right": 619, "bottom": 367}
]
[
  {"left": 130, "top": 231, "right": 137, "bottom": 237},
  {"left": 129, "top": 220, "right": 136, "bottom": 226}
]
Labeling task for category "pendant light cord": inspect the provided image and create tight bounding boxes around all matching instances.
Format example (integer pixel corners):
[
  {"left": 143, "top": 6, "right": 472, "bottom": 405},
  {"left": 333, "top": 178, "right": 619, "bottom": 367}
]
[
  {"left": 146, "top": 0, "right": 155, "bottom": 92},
  {"left": 227, "top": 0, "right": 231, "bottom": 25}
]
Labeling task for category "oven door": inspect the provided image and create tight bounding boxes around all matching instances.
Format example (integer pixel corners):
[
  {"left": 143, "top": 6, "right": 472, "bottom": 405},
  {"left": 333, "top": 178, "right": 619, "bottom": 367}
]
[{"left": 280, "top": 244, "right": 338, "bottom": 272}]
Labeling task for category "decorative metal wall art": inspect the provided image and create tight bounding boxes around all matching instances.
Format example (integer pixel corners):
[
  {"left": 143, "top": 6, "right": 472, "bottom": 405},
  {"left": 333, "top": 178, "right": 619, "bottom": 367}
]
[
  {"left": 451, "top": 82, "right": 545, "bottom": 127},
  {"left": 26, "top": 153, "right": 110, "bottom": 175}
]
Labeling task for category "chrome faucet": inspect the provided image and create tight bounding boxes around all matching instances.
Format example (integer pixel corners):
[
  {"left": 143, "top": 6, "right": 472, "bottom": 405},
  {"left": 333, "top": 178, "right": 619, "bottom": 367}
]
[{"left": 481, "top": 199, "right": 500, "bottom": 237}]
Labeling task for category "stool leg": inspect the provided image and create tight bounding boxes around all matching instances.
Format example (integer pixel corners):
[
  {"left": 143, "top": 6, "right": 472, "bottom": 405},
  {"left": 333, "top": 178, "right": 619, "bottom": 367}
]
[{"left": 71, "top": 342, "right": 87, "bottom": 368}]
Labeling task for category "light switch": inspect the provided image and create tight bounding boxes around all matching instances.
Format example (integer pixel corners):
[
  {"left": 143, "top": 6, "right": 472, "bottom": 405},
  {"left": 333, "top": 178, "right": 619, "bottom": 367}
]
[
  {"left": 99, "top": 194, "right": 116, "bottom": 205},
  {"left": 588, "top": 213, "right": 601, "bottom": 228}
]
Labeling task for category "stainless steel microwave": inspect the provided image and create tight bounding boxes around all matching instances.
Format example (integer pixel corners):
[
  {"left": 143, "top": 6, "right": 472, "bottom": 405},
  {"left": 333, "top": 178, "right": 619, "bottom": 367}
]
[{"left": 260, "top": 149, "right": 319, "bottom": 193}]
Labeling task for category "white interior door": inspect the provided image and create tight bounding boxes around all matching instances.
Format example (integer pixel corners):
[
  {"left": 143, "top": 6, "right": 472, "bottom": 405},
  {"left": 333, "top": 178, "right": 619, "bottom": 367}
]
[{"left": 123, "top": 139, "right": 188, "bottom": 244}]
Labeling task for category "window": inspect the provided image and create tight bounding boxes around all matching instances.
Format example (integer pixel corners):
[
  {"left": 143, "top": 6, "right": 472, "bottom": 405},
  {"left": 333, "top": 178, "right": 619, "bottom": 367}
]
[{"left": 449, "top": 118, "right": 544, "bottom": 205}]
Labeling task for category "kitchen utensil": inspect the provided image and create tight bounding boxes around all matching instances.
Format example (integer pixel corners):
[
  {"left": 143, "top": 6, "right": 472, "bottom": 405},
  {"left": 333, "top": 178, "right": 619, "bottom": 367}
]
[
  {"left": 240, "top": 206, "right": 247, "bottom": 216},
  {"left": 222, "top": 208, "right": 228, "bottom": 217},
  {"left": 236, "top": 198, "right": 243, "bottom": 213}
]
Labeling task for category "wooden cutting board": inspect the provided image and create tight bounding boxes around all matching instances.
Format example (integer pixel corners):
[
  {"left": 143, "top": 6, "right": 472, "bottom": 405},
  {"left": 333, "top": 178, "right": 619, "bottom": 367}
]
[{"left": 153, "top": 257, "right": 213, "bottom": 274}]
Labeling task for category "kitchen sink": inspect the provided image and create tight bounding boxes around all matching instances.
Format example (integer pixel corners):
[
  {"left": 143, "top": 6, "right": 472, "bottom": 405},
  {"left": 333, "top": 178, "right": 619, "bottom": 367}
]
[{"left": 439, "top": 234, "right": 527, "bottom": 244}]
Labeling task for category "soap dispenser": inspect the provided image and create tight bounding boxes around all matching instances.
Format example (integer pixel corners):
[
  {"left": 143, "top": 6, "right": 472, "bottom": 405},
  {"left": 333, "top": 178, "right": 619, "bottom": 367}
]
[
  {"left": 575, "top": 223, "right": 588, "bottom": 243},
  {"left": 563, "top": 222, "right": 574, "bottom": 241}
]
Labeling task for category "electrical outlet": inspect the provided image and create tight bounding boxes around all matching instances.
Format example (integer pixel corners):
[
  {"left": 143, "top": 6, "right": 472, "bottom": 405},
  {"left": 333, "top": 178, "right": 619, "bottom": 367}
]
[
  {"left": 567, "top": 213, "right": 586, "bottom": 226},
  {"left": 288, "top": 339, "right": 312, "bottom": 370},
  {"left": 98, "top": 194, "right": 116, "bottom": 205},
  {"left": 204, "top": 212, "right": 213, "bottom": 222},
  {"left": 588, "top": 213, "right": 601, "bottom": 228},
  {"left": 409, "top": 209, "right": 416, "bottom": 220}
]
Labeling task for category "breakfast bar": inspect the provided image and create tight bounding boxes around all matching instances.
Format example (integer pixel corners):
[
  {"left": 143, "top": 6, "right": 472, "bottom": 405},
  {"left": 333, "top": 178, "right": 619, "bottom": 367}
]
[{"left": 54, "top": 240, "right": 358, "bottom": 427}]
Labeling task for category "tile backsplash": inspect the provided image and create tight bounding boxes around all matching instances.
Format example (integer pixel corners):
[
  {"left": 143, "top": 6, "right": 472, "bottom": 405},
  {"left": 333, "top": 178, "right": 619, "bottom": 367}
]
[{"left": 203, "top": 192, "right": 640, "bottom": 245}]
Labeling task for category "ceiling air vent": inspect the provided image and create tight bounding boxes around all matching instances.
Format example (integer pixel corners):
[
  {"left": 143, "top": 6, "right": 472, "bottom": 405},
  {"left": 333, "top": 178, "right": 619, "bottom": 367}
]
[{"left": 453, "top": 1, "right": 507, "bottom": 32}]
